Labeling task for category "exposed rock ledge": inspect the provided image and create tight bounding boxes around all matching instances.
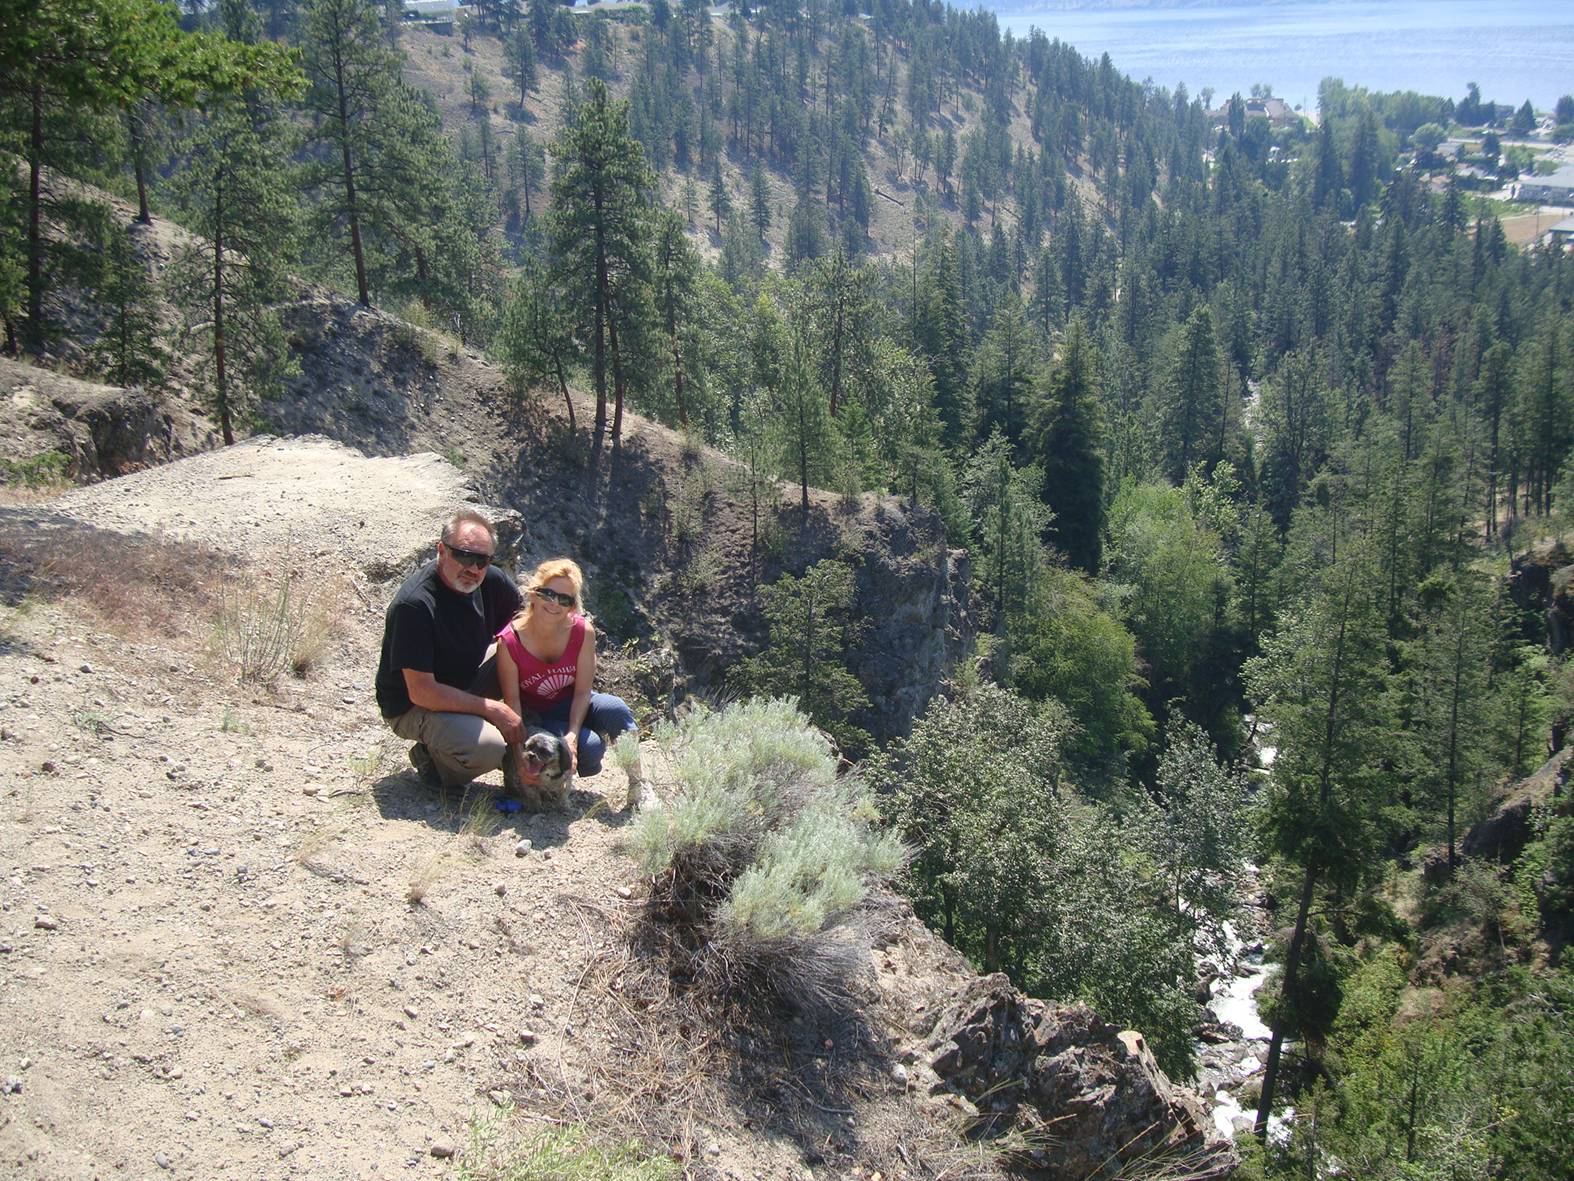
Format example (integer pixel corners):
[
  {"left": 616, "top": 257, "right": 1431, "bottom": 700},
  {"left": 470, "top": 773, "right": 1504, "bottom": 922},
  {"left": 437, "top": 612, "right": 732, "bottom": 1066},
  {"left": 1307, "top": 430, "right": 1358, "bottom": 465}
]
[{"left": 875, "top": 910, "right": 1236, "bottom": 1180}]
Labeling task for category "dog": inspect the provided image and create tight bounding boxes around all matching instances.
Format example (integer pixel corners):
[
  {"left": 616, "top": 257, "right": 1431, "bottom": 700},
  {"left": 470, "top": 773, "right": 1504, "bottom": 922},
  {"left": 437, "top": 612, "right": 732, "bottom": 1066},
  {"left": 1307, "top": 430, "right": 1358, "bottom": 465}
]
[{"left": 507, "top": 723, "right": 574, "bottom": 811}]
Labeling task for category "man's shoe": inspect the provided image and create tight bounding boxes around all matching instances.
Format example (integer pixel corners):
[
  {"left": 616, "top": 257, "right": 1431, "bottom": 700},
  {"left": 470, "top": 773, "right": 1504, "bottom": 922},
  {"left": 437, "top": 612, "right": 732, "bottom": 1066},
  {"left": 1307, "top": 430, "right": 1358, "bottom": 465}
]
[{"left": 408, "top": 743, "right": 440, "bottom": 788}]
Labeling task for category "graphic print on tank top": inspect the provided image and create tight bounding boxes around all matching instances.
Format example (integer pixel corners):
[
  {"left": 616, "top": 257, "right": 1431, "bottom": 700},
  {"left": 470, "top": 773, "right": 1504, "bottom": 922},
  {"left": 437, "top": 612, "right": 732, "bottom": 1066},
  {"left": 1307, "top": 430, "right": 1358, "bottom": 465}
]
[
  {"left": 523, "top": 667, "right": 576, "bottom": 701},
  {"left": 500, "top": 615, "right": 585, "bottom": 710}
]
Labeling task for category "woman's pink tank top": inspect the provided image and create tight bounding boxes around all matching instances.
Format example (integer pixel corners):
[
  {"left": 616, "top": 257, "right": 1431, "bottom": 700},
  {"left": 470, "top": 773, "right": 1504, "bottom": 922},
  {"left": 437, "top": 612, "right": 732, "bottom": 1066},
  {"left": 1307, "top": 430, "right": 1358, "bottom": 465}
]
[{"left": 498, "top": 616, "right": 585, "bottom": 710}]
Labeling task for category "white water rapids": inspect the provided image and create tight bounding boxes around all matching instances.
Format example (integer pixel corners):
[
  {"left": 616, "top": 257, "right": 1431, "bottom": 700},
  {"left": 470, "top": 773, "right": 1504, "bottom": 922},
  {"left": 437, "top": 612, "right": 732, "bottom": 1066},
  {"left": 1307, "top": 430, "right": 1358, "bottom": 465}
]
[{"left": 1196, "top": 717, "right": 1291, "bottom": 1143}]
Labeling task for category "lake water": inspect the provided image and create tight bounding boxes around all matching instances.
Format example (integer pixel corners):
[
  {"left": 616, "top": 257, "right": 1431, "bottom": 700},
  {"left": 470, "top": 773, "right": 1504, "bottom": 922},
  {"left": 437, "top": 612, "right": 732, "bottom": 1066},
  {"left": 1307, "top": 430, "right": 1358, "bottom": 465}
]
[{"left": 994, "top": 1, "right": 1574, "bottom": 113}]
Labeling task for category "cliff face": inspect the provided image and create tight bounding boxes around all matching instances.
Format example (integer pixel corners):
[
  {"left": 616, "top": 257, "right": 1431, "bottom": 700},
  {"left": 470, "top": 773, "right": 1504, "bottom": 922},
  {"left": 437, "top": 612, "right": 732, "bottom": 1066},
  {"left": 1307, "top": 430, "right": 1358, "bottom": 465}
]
[
  {"left": 843, "top": 504, "right": 973, "bottom": 742},
  {"left": 0, "top": 358, "right": 214, "bottom": 481}
]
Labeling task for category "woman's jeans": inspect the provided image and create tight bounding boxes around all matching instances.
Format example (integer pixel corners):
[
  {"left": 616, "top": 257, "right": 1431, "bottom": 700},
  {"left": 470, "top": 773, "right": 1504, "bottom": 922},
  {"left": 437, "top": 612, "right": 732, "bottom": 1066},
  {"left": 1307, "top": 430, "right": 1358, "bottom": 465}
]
[{"left": 536, "top": 692, "right": 636, "bottom": 776}]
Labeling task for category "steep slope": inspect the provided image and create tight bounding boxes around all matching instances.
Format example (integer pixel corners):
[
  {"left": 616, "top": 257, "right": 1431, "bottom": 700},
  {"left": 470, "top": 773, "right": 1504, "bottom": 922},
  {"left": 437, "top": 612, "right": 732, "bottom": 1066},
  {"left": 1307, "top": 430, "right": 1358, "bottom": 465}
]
[{"left": 397, "top": 13, "right": 1102, "bottom": 267}]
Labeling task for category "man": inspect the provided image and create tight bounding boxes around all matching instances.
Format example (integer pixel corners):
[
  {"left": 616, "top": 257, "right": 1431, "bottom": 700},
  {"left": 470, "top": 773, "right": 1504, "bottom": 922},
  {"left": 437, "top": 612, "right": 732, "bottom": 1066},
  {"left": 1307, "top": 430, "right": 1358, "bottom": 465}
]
[{"left": 375, "top": 509, "right": 523, "bottom": 789}]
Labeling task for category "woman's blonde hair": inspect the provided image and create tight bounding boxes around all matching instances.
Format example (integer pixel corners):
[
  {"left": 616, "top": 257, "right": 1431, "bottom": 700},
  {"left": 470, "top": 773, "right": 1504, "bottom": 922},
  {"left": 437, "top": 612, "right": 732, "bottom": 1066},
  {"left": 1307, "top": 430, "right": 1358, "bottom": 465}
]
[{"left": 514, "top": 557, "right": 591, "bottom": 628}]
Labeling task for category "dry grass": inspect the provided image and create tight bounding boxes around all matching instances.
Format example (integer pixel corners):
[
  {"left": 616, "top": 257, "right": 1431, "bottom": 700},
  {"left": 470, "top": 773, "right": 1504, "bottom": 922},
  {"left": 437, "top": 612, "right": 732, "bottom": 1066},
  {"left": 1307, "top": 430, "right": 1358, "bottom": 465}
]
[
  {"left": 452, "top": 1109, "right": 678, "bottom": 1181},
  {"left": 294, "top": 814, "right": 350, "bottom": 873},
  {"left": 407, "top": 792, "right": 501, "bottom": 905},
  {"left": 210, "top": 567, "right": 339, "bottom": 683},
  {"left": 0, "top": 518, "right": 229, "bottom": 640}
]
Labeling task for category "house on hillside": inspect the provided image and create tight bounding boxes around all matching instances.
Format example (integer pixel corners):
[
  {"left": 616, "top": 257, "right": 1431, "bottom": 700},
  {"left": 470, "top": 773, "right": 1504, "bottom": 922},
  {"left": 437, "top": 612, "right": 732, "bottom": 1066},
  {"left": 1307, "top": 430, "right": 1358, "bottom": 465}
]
[
  {"left": 1547, "top": 215, "right": 1574, "bottom": 250},
  {"left": 1246, "top": 96, "right": 1296, "bottom": 126},
  {"left": 1520, "top": 163, "right": 1574, "bottom": 205},
  {"left": 403, "top": 0, "right": 458, "bottom": 30}
]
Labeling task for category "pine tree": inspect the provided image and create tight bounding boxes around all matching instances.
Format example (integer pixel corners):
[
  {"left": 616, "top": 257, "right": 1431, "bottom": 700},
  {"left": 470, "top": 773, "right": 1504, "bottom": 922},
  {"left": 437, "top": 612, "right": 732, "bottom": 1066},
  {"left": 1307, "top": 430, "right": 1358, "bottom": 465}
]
[
  {"left": 502, "top": 23, "right": 538, "bottom": 112},
  {"left": 1031, "top": 316, "right": 1104, "bottom": 573},
  {"left": 732, "top": 558, "right": 871, "bottom": 756},
  {"left": 546, "top": 78, "right": 654, "bottom": 454},
  {"left": 3, "top": 0, "right": 296, "bottom": 351},
  {"left": 301, "top": 0, "right": 400, "bottom": 307},
  {"left": 963, "top": 429, "right": 1052, "bottom": 625},
  {"left": 498, "top": 276, "right": 576, "bottom": 430},
  {"left": 749, "top": 160, "right": 771, "bottom": 240},
  {"left": 167, "top": 104, "right": 299, "bottom": 445},
  {"left": 1407, "top": 572, "right": 1497, "bottom": 874},
  {"left": 651, "top": 208, "right": 701, "bottom": 429},
  {"left": 806, "top": 248, "right": 871, "bottom": 417},
  {"left": 1246, "top": 531, "right": 1393, "bottom": 1138},
  {"left": 972, "top": 291, "right": 1035, "bottom": 446},
  {"left": 916, "top": 230, "right": 971, "bottom": 446},
  {"left": 503, "top": 129, "right": 544, "bottom": 227},
  {"left": 1155, "top": 305, "right": 1227, "bottom": 484},
  {"left": 772, "top": 338, "right": 836, "bottom": 517},
  {"left": 707, "top": 159, "right": 731, "bottom": 235},
  {"left": 89, "top": 225, "right": 165, "bottom": 390}
]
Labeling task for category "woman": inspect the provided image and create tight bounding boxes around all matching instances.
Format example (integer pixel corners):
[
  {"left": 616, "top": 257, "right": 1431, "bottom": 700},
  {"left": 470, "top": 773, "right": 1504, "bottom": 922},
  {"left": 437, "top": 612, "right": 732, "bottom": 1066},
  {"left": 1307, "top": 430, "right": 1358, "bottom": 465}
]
[{"left": 495, "top": 557, "right": 635, "bottom": 778}]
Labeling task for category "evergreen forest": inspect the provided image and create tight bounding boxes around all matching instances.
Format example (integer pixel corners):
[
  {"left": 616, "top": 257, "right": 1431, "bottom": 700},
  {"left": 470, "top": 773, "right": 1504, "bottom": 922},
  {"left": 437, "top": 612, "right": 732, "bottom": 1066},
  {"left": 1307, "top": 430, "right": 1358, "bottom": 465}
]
[{"left": 4, "top": 0, "right": 1573, "bottom": 1176}]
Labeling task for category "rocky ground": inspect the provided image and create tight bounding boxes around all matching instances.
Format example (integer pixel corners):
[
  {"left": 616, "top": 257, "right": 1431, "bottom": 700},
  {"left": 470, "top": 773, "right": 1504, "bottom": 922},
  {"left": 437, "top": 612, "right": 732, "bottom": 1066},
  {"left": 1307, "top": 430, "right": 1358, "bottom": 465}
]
[{"left": 0, "top": 436, "right": 1231, "bottom": 1181}]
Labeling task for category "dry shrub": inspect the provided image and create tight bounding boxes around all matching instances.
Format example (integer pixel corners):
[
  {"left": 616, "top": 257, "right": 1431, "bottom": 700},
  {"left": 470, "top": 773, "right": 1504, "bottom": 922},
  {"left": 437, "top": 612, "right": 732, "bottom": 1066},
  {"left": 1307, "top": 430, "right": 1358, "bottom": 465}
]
[
  {"left": 556, "top": 904, "right": 1004, "bottom": 1181},
  {"left": 211, "top": 567, "right": 339, "bottom": 683}
]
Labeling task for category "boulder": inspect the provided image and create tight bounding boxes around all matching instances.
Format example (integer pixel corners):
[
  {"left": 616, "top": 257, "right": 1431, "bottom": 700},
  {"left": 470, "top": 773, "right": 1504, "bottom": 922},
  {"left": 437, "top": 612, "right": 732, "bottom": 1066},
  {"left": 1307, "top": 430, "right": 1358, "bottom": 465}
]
[{"left": 926, "top": 974, "right": 1237, "bottom": 1180}]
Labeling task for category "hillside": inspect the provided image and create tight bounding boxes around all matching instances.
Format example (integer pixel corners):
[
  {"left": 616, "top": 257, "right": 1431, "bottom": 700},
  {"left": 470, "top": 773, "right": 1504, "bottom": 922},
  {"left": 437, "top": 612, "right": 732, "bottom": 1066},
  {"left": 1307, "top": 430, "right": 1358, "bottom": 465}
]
[
  {"left": 0, "top": 422, "right": 1232, "bottom": 1180},
  {"left": 395, "top": 6, "right": 1102, "bottom": 269}
]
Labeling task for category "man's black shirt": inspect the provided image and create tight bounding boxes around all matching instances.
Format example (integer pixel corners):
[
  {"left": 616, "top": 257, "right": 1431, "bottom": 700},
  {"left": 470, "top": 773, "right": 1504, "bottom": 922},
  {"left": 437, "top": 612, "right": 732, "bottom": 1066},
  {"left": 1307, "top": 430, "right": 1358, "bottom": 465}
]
[{"left": 375, "top": 560, "right": 523, "bottom": 718}]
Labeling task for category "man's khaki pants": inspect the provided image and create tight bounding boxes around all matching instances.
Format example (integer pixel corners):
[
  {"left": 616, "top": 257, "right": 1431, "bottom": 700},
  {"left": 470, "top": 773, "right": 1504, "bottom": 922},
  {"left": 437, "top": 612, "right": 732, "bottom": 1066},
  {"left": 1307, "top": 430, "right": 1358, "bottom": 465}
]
[{"left": 387, "top": 647, "right": 506, "bottom": 789}]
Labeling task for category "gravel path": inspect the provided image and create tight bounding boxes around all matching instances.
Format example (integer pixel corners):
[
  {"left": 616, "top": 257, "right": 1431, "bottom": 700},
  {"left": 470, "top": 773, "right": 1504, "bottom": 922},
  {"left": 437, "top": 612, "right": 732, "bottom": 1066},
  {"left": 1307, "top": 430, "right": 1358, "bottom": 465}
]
[{"left": 49, "top": 435, "right": 482, "bottom": 575}]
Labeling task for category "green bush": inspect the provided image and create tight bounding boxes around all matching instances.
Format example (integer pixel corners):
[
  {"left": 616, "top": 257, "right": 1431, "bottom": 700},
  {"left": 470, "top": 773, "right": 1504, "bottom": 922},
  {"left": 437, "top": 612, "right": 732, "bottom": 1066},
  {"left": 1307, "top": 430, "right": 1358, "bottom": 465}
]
[
  {"left": 626, "top": 697, "right": 904, "bottom": 1006},
  {"left": 0, "top": 450, "right": 70, "bottom": 490}
]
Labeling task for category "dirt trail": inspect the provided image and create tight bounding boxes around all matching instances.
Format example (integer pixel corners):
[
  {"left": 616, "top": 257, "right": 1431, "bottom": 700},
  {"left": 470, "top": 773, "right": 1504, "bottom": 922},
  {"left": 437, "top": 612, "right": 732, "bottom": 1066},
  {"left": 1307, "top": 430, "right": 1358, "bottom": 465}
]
[{"left": 0, "top": 439, "right": 662, "bottom": 1181}]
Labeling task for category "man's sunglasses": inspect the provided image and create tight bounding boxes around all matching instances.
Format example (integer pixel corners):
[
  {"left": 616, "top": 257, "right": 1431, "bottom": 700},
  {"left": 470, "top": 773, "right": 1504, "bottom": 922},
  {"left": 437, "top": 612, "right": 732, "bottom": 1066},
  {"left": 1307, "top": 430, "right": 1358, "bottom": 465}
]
[
  {"left": 533, "top": 586, "right": 576, "bottom": 608},
  {"left": 443, "top": 542, "right": 493, "bottom": 569}
]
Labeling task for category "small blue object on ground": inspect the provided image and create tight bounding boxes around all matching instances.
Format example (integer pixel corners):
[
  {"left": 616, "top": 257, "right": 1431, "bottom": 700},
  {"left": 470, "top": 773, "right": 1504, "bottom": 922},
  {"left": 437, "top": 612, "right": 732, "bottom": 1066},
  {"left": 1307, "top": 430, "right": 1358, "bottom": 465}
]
[{"left": 494, "top": 796, "right": 523, "bottom": 814}]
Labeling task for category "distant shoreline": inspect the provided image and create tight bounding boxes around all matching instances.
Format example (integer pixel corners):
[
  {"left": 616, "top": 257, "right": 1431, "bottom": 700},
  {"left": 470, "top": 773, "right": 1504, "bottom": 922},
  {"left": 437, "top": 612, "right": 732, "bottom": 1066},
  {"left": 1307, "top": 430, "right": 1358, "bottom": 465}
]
[{"left": 993, "top": 0, "right": 1571, "bottom": 111}]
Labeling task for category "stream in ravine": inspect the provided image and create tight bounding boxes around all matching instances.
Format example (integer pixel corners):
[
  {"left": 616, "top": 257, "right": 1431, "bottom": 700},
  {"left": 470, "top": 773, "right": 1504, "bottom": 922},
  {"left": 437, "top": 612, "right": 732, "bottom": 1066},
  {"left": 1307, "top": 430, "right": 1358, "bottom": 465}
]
[{"left": 1194, "top": 722, "right": 1291, "bottom": 1142}]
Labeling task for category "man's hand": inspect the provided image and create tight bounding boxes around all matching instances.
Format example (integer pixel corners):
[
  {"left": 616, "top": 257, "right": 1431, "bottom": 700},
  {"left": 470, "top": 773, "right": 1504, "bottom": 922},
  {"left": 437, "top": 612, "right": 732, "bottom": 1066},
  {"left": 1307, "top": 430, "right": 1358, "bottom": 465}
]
[{"left": 486, "top": 699, "right": 523, "bottom": 746}]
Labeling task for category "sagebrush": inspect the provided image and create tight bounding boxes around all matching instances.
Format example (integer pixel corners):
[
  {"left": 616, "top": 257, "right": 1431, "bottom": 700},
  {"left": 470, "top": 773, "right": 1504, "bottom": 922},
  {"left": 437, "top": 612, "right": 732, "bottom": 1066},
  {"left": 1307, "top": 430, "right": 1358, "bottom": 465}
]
[{"left": 626, "top": 697, "right": 904, "bottom": 1007}]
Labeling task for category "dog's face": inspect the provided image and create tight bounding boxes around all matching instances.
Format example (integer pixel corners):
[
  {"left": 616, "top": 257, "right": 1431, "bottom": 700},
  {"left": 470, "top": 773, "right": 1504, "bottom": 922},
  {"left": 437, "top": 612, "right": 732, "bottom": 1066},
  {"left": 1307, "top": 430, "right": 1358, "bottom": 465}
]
[{"left": 514, "top": 727, "right": 572, "bottom": 808}]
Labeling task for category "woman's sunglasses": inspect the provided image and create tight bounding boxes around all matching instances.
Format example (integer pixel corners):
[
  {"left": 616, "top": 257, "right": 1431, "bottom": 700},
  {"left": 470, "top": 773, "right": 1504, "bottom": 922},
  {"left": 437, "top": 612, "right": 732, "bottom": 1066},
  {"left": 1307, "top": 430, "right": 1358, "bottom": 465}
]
[{"left": 533, "top": 586, "right": 576, "bottom": 608}]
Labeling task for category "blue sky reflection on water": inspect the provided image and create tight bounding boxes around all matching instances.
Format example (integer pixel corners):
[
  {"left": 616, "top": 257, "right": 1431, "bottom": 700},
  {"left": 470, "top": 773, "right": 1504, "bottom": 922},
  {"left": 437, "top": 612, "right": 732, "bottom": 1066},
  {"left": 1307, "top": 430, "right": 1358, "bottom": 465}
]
[{"left": 993, "top": 1, "right": 1574, "bottom": 110}]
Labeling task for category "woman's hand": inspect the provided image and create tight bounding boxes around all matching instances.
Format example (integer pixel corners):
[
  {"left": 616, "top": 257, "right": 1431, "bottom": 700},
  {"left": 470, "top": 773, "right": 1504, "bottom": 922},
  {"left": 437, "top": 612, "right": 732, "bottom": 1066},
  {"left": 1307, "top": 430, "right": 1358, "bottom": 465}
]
[{"left": 562, "top": 729, "right": 579, "bottom": 773}]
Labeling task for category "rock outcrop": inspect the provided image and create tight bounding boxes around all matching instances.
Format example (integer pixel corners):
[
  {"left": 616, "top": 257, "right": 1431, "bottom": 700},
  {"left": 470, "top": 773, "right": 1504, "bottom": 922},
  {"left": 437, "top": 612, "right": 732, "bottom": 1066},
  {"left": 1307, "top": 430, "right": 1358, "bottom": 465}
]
[
  {"left": 1462, "top": 746, "right": 1569, "bottom": 864},
  {"left": 1, "top": 358, "right": 213, "bottom": 480},
  {"left": 840, "top": 500, "right": 972, "bottom": 741},
  {"left": 925, "top": 974, "right": 1237, "bottom": 1180},
  {"left": 1507, "top": 539, "right": 1574, "bottom": 654}
]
